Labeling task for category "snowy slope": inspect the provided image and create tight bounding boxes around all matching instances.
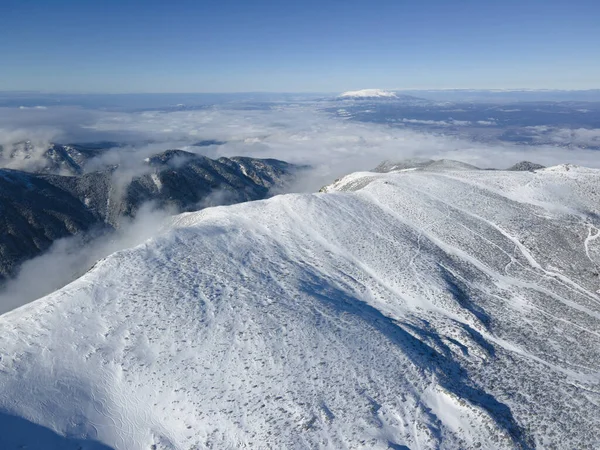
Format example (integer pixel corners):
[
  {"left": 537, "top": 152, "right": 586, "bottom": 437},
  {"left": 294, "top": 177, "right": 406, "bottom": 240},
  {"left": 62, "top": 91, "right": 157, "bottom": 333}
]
[
  {"left": 1, "top": 163, "right": 600, "bottom": 449},
  {"left": 338, "top": 89, "right": 398, "bottom": 99}
]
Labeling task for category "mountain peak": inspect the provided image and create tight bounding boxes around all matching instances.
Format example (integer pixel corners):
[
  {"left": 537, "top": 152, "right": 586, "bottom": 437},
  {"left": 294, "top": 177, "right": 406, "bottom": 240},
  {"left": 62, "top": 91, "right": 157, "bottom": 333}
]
[
  {"left": 2, "top": 166, "right": 599, "bottom": 448},
  {"left": 338, "top": 88, "right": 398, "bottom": 99}
]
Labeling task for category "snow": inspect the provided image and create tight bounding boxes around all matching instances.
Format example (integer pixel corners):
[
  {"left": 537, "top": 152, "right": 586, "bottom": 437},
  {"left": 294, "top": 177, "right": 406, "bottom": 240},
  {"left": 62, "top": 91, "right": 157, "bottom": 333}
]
[
  {"left": 0, "top": 164, "right": 600, "bottom": 449},
  {"left": 150, "top": 173, "right": 162, "bottom": 191},
  {"left": 338, "top": 89, "right": 398, "bottom": 99}
]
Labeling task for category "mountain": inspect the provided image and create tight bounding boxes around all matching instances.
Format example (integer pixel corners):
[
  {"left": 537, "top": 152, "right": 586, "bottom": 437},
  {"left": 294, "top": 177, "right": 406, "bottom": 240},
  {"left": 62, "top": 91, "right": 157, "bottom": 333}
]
[
  {"left": 373, "top": 158, "right": 484, "bottom": 173},
  {"left": 0, "top": 141, "right": 119, "bottom": 176},
  {"left": 333, "top": 90, "right": 435, "bottom": 110},
  {"left": 374, "top": 159, "right": 546, "bottom": 174},
  {"left": 338, "top": 89, "right": 399, "bottom": 99},
  {"left": 0, "top": 150, "right": 300, "bottom": 281},
  {"left": 372, "top": 158, "right": 436, "bottom": 173},
  {"left": 0, "top": 169, "right": 105, "bottom": 281},
  {"left": 0, "top": 162, "right": 598, "bottom": 449},
  {"left": 94, "top": 150, "right": 298, "bottom": 224},
  {"left": 507, "top": 161, "right": 546, "bottom": 172}
]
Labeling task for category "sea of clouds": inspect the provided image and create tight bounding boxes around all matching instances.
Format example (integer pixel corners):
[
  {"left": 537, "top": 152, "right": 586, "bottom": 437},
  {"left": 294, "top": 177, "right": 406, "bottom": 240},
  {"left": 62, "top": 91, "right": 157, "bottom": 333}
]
[{"left": 3, "top": 102, "right": 600, "bottom": 188}]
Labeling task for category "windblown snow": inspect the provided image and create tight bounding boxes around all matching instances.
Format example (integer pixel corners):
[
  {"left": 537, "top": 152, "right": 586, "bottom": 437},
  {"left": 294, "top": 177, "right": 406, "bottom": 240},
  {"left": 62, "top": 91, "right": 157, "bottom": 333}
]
[
  {"left": 1, "top": 163, "right": 600, "bottom": 449},
  {"left": 338, "top": 89, "right": 398, "bottom": 99}
]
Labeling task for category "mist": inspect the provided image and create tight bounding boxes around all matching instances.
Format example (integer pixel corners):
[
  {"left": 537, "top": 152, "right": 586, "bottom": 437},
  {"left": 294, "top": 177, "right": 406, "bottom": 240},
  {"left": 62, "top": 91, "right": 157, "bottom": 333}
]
[
  {"left": 81, "top": 104, "right": 600, "bottom": 190},
  {"left": 3, "top": 102, "right": 600, "bottom": 188}
]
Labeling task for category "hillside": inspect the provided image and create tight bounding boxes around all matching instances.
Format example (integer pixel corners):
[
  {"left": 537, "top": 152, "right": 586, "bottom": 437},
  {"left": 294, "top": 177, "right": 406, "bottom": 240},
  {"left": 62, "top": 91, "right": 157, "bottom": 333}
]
[
  {"left": 0, "top": 151, "right": 298, "bottom": 282},
  {"left": 0, "top": 162, "right": 599, "bottom": 449}
]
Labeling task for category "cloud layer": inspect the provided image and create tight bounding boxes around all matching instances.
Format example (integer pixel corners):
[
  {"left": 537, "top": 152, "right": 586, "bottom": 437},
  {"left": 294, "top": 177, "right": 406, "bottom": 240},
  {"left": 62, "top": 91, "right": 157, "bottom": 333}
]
[
  {"left": 82, "top": 104, "right": 600, "bottom": 189},
  {"left": 2, "top": 102, "right": 600, "bottom": 190}
]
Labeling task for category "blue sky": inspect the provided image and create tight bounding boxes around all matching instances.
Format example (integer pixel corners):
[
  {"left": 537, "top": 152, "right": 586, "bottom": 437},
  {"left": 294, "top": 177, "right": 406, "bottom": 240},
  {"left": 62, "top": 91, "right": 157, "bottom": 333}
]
[{"left": 1, "top": 0, "right": 599, "bottom": 93}]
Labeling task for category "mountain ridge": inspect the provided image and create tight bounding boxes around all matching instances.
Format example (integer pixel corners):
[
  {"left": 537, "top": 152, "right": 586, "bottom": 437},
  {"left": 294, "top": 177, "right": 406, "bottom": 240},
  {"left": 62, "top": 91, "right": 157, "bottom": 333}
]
[
  {"left": 0, "top": 150, "right": 300, "bottom": 282},
  {"left": 0, "top": 163, "right": 598, "bottom": 449}
]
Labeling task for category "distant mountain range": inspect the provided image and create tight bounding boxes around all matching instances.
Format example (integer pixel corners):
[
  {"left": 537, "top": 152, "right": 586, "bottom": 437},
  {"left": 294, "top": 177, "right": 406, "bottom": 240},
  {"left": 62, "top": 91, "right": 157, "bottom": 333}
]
[
  {"left": 373, "top": 159, "right": 546, "bottom": 173},
  {"left": 0, "top": 141, "right": 120, "bottom": 176}
]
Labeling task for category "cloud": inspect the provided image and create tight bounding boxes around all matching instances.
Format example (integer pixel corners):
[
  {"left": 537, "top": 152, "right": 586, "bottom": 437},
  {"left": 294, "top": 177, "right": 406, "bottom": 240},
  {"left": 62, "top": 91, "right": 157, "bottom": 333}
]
[
  {"left": 529, "top": 127, "right": 600, "bottom": 147},
  {"left": 3, "top": 102, "right": 599, "bottom": 189},
  {"left": 0, "top": 126, "right": 67, "bottom": 172},
  {"left": 400, "top": 118, "right": 449, "bottom": 125},
  {"left": 81, "top": 104, "right": 600, "bottom": 188}
]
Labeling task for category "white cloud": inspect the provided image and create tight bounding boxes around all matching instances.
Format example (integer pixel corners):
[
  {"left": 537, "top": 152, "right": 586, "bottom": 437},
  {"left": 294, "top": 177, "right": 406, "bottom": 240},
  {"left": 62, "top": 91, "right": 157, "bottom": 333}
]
[
  {"left": 0, "top": 127, "right": 61, "bottom": 171},
  {"left": 398, "top": 118, "right": 496, "bottom": 127},
  {"left": 83, "top": 105, "right": 600, "bottom": 189},
  {"left": 548, "top": 128, "right": 600, "bottom": 146},
  {"left": 400, "top": 118, "right": 449, "bottom": 125},
  {"left": 524, "top": 126, "right": 600, "bottom": 147},
  {"left": 1, "top": 103, "right": 600, "bottom": 192}
]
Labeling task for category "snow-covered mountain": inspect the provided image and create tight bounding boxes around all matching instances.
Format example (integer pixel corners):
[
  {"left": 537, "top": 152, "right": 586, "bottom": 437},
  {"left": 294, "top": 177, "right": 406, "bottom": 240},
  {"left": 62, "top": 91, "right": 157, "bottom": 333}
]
[
  {"left": 335, "top": 89, "right": 434, "bottom": 108},
  {"left": 1, "top": 161, "right": 599, "bottom": 449},
  {"left": 0, "top": 141, "right": 118, "bottom": 175},
  {"left": 338, "top": 89, "right": 398, "bottom": 99},
  {"left": 0, "top": 151, "right": 299, "bottom": 282}
]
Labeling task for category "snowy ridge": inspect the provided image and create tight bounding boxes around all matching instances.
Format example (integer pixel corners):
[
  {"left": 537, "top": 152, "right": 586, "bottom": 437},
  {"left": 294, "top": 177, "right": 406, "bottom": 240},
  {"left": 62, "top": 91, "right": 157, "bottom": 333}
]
[
  {"left": 1, "top": 164, "right": 600, "bottom": 449},
  {"left": 338, "top": 89, "right": 398, "bottom": 99}
]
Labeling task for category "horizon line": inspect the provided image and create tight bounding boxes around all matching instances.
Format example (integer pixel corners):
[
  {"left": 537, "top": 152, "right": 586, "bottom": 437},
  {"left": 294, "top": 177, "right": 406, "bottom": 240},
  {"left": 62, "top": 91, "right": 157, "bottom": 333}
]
[{"left": 2, "top": 88, "right": 600, "bottom": 96}]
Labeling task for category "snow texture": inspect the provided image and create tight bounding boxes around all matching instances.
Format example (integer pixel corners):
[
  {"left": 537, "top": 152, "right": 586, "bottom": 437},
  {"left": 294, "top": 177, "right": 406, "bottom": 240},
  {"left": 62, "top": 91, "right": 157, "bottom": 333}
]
[{"left": 1, "top": 163, "right": 599, "bottom": 449}]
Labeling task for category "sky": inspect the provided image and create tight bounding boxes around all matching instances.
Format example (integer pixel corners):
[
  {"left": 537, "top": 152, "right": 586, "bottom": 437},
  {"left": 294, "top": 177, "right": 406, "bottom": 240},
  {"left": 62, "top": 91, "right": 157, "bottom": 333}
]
[{"left": 1, "top": 0, "right": 599, "bottom": 93}]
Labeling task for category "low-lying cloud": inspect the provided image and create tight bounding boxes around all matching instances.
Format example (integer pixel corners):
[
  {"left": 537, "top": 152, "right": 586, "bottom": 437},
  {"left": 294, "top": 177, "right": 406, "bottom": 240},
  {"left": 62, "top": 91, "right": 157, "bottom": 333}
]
[
  {"left": 76, "top": 104, "right": 600, "bottom": 190},
  {"left": 3, "top": 102, "right": 600, "bottom": 187},
  {"left": 525, "top": 126, "right": 600, "bottom": 147}
]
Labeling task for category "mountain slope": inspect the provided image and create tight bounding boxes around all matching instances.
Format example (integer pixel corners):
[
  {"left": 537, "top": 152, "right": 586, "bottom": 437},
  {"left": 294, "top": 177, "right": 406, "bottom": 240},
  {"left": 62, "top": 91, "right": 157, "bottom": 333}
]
[
  {"left": 0, "top": 164, "right": 599, "bottom": 449},
  {"left": 0, "top": 141, "right": 117, "bottom": 175},
  {"left": 0, "top": 169, "right": 105, "bottom": 280},
  {"left": 507, "top": 161, "right": 546, "bottom": 172},
  {"left": 0, "top": 151, "right": 299, "bottom": 282}
]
